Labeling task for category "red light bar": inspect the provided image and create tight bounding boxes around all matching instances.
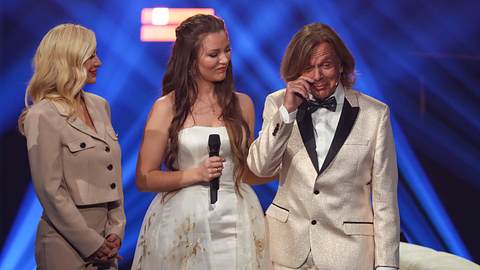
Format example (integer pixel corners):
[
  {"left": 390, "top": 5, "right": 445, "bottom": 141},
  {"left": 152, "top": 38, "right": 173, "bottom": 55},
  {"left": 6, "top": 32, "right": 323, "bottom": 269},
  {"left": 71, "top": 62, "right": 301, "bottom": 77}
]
[{"left": 141, "top": 8, "right": 215, "bottom": 42}]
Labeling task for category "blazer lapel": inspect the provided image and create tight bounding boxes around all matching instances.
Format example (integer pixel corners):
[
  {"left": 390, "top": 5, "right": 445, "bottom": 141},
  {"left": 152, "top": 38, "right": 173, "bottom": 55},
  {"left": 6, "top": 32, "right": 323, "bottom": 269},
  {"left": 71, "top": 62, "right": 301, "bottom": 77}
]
[
  {"left": 67, "top": 116, "right": 99, "bottom": 139},
  {"left": 296, "top": 104, "right": 320, "bottom": 174},
  {"left": 83, "top": 93, "right": 107, "bottom": 143},
  {"left": 51, "top": 95, "right": 107, "bottom": 143},
  {"left": 319, "top": 97, "right": 359, "bottom": 174}
]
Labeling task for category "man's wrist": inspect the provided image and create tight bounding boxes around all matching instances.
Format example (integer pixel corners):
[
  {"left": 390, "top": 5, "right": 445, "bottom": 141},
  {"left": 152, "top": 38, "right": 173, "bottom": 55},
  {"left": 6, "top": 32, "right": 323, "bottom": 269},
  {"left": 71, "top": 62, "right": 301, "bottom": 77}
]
[{"left": 279, "top": 105, "right": 297, "bottom": 124}]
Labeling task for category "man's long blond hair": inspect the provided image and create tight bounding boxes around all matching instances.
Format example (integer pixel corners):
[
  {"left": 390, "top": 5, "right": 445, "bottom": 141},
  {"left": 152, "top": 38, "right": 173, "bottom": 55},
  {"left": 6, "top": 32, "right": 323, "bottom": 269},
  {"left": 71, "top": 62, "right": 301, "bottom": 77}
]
[{"left": 18, "top": 23, "right": 96, "bottom": 133}]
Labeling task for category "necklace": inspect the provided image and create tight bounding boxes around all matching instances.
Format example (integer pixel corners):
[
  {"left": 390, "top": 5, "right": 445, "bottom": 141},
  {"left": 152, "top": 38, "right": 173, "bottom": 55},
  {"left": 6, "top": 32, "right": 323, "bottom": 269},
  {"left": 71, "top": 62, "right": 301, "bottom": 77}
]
[{"left": 196, "top": 97, "right": 218, "bottom": 114}]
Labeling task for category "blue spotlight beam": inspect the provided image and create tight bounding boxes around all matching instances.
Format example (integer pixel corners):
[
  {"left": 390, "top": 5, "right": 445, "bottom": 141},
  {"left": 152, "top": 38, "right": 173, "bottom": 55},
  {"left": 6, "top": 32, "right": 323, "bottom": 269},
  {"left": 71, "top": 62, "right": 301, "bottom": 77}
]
[
  {"left": 0, "top": 185, "right": 41, "bottom": 270},
  {"left": 392, "top": 119, "right": 471, "bottom": 259}
]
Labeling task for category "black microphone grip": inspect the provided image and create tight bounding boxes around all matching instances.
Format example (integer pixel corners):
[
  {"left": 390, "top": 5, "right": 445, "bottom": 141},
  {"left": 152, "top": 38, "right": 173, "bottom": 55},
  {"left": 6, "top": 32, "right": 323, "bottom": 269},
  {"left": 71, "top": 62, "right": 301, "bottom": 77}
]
[{"left": 208, "top": 134, "right": 221, "bottom": 204}]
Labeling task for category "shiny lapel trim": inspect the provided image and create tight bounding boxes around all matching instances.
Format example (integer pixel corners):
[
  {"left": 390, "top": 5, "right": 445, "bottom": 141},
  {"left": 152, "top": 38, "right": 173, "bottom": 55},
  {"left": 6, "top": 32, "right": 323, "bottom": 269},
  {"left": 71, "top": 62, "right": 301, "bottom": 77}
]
[
  {"left": 290, "top": 121, "right": 318, "bottom": 181},
  {"left": 296, "top": 105, "right": 320, "bottom": 174},
  {"left": 319, "top": 97, "right": 359, "bottom": 174}
]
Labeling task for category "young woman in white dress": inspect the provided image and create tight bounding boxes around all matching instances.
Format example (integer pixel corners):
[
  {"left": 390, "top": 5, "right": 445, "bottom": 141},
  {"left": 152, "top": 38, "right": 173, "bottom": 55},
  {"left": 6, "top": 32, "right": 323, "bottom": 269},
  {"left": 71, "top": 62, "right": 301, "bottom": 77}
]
[{"left": 131, "top": 14, "right": 271, "bottom": 269}]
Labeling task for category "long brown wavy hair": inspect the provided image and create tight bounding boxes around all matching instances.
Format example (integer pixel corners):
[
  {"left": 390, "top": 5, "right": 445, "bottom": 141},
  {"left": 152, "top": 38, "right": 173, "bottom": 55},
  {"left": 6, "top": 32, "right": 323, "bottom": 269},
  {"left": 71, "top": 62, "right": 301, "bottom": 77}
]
[{"left": 162, "top": 14, "right": 250, "bottom": 190}]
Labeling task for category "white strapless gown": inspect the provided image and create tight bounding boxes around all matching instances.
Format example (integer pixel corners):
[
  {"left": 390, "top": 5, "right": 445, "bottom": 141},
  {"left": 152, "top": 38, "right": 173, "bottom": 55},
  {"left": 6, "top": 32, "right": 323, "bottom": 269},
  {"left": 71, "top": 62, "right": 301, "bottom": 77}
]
[{"left": 131, "top": 126, "right": 270, "bottom": 270}]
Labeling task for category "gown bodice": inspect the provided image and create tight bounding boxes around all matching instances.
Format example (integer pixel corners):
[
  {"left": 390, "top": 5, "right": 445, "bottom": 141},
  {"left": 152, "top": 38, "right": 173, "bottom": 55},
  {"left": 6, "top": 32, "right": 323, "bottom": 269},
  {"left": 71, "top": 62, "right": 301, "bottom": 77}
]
[{"left": 177, "top": 126, "right": 235, "bottom": 190}]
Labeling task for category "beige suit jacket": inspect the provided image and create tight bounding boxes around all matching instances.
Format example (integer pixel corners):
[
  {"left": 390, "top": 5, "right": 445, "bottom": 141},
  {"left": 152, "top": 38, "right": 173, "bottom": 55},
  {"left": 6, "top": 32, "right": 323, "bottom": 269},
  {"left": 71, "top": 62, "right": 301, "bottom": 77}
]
[
  {"left": 248, "top": 88, "right": 400, "bottom": 269},
  {"left": 24, "top": 92, "right": 126, "bottom": 258}
]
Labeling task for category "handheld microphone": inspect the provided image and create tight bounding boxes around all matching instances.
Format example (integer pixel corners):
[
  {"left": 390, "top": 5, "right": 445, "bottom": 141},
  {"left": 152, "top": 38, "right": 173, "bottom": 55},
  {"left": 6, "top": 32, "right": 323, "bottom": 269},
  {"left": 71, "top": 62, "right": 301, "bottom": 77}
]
[{"left": 208, "top": 134, "right": 221, "bottom": 204}]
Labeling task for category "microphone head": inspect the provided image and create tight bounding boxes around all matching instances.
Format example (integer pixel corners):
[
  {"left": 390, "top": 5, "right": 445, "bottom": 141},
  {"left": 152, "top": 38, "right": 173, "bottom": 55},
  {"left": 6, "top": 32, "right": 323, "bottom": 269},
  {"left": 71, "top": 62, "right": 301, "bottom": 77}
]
[{"left": 208, "top": 134, "right": 221, "bottom": 153}]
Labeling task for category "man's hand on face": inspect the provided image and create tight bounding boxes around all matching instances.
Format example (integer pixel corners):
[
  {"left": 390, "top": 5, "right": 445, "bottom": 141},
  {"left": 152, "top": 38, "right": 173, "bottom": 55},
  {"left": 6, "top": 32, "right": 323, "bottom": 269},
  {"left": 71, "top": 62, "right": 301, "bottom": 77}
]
[{"left": 284, "top": 76, "right": 314, "bottom": 112}]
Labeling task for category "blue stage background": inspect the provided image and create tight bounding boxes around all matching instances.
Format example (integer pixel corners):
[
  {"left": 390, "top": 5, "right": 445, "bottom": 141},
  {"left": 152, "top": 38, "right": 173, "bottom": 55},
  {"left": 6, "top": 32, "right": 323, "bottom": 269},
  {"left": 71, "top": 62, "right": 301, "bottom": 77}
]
[{"left": 1, "top": 1, "right": 479, "bottom": 269}]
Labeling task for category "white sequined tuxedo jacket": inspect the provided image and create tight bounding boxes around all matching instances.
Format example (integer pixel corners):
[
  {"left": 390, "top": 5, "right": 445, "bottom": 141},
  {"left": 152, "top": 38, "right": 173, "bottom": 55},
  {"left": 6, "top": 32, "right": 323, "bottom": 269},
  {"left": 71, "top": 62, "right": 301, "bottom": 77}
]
[{"left": 247, "top": 88, "right": 400, "bottom": 270}]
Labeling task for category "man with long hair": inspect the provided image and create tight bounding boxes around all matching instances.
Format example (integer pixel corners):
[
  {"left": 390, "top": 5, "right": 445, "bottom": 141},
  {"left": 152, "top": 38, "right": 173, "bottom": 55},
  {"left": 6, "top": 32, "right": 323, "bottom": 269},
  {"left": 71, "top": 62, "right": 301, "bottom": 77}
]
[{"left": 247, "top": 23, "right": 400, "bottom": 270}]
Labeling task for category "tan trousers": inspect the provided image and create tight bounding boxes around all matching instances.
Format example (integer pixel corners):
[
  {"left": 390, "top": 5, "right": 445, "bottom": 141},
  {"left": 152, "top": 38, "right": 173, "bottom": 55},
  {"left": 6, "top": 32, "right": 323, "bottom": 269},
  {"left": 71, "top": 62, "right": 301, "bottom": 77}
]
[{"left": 35, "top": 204, "right": 117, "bottom": 270}]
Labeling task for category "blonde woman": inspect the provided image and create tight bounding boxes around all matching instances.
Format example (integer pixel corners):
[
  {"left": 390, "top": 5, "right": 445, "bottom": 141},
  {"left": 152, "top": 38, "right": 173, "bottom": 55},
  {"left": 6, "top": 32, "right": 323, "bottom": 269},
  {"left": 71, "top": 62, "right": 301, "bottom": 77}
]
[{"left": 19, "top": 24, "right": 126, "bottom": 270}]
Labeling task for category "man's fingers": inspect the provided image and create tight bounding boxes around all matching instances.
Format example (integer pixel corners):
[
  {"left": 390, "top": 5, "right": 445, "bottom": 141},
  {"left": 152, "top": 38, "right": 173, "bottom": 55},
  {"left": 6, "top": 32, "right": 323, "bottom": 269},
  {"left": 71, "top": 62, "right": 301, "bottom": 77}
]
[
  {"left": 105, "top": 241, "right": 116, "bottom": 249},
  {"left": 106, "top": 234, "right": 117, "bottom": 242},
  {"left": 299, "top": 76, "right": 314, "bottom": 83},
  {"left": 292, "top": 87, "right": 308, "bottom": 99}
]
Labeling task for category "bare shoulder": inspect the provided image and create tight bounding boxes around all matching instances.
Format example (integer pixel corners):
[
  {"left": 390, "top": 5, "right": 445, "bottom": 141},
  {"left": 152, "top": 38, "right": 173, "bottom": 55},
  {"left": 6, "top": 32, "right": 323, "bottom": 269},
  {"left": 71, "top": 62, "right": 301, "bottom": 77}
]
[
  {"left": 235, "top": 91, "right": 254, "bottom": 110},
  {"left": 153, "top": 91, "right": 175, "bottom": 113},
  {"left": 146, "top": 91, "right": 175, "bottom": 131},
  {"left": 235, "top": 91, "right": 255, "bottom": 127}
]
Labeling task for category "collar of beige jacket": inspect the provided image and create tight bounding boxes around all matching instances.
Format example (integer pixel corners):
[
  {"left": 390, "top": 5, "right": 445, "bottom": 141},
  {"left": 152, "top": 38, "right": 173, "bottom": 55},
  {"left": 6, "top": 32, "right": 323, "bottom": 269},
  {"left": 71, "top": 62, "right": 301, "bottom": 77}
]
[
  {"left": 344, "top": 88, "right": 359, "bottom": 107},
  {"left": 50, "top": 92, "right": 108, "bottom": 143},
  {"left": 293, "top": 87, "right": 360, "bottom": 177}
]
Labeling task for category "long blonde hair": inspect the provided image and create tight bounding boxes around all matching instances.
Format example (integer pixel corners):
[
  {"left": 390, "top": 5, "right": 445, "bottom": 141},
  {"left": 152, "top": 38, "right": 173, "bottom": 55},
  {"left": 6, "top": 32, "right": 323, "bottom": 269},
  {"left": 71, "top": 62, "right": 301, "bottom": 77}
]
[{"left": 18, "top": 23, "right": 97, "bottom": 133}]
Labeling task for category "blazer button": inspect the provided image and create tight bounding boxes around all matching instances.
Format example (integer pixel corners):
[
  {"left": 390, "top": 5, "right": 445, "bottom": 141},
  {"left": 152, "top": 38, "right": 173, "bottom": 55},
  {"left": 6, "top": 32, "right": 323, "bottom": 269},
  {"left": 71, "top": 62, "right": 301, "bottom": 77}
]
[
  {"left": 80, "top": 142, "right": 86, "bottom": 148},
  {"left": 105, "top": 146, "right": 110, "bottom": 152},
  {"left": 107, "top": 164, "right": 113, "bottom": 170},
  {"left": 272, "top": 123, "right": 280, "bottom": 136},
  {"left": 110, "top": 182, "right": 116, "bottom": 189},
  {"left": 311, "top": 220, "right": 317, "bottom": 225},
  {"left": 314, "top": 190, "right": 319, "bottom": 195}
]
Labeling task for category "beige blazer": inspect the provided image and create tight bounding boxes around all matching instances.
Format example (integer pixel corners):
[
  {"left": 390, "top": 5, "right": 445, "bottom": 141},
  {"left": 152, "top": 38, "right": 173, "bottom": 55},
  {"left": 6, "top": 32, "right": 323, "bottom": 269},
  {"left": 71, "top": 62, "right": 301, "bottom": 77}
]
[
  {"left": 248, "top": 88, "right": 400, "bottom": 270},
  {"left": 24, "top": 92, "right": 126, "bottom": 259}
]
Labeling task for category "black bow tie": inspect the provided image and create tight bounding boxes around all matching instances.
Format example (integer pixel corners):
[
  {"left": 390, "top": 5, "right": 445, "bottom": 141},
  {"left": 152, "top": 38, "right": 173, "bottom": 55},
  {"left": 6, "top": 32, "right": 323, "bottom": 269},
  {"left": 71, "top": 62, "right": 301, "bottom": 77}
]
[{"left": 303, "top": 96, "right": 337, "bottom": 113}]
